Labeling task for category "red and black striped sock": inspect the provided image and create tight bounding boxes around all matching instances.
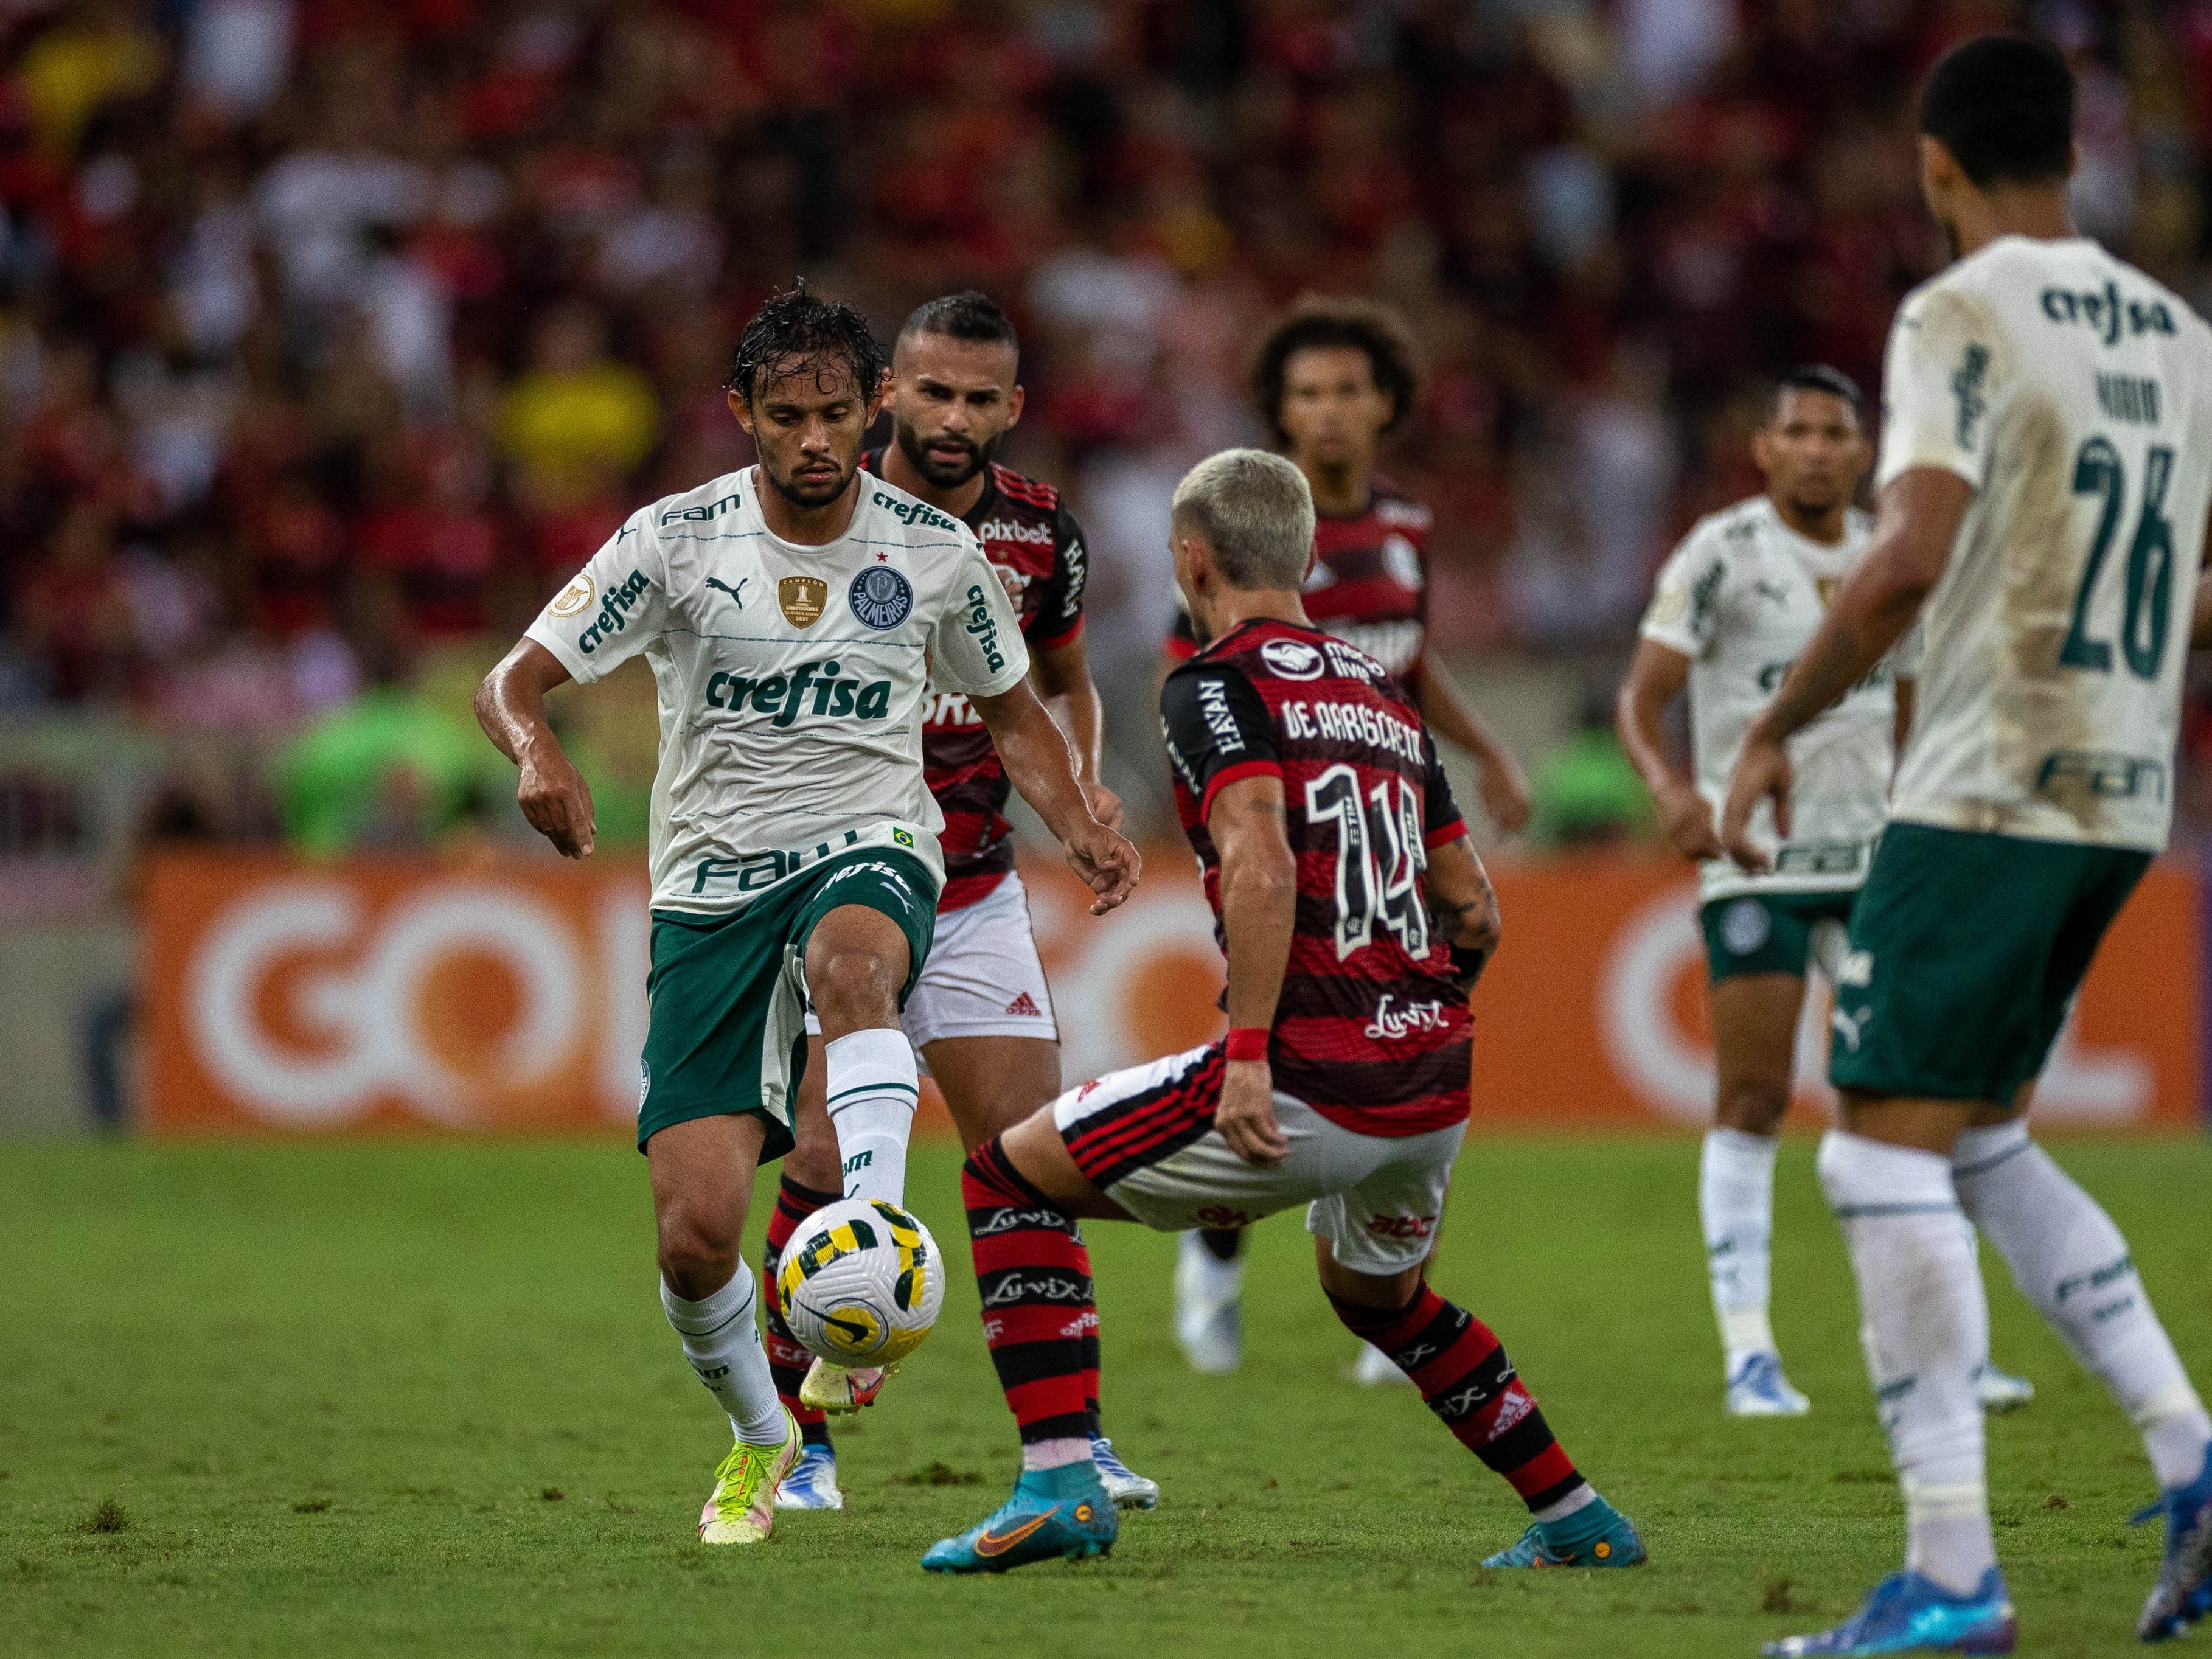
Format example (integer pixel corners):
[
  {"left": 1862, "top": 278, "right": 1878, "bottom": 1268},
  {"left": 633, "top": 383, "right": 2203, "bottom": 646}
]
[
  {"left": 963, "top": 1138, "right": 1096, "bottom": 1448},
  {"left": 1074, "top": 1224, "right": 1102, "bottom": 1437},
  {"left": 762, "top": 1174, "right": 840, "bottom": 1449},
  {"left": 1329, "top": 1284, "right": 1585, "bottom": 1511}
]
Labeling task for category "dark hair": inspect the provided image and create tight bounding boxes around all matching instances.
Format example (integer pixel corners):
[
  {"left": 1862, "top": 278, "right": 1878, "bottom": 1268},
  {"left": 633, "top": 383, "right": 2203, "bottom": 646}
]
[
  {"left": 1920, "top": 35, "right": 2075, "bottom": 189},
  {"left": 725, "top": 282, "right": 889, "bottom": 406},
  {"left": 1769, "top": 364, "right": 1865, "bottom": 425},
  {"left": 1248, "top": 295, "right": 1421, "bottom": 449},
  {"left": 899, "top": 289, "right": 1018, "bottom": 352}
]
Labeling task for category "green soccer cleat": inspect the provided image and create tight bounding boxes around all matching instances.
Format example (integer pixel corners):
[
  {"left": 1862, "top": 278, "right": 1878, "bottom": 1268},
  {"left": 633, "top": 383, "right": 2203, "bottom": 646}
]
[
  {"left": 1483, "top": 1494, "right": 1647, "bottom": 1568},
  {"left": 697, "top": 1411, "right": 802, "bottom": 1545},
  {"left": 920, "top": 1464, "right": 1118, "bottom": 1574}
]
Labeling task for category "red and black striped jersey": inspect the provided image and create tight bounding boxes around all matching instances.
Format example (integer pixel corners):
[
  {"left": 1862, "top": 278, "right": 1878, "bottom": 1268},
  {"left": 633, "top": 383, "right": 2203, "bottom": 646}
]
[
  {"left": 1167, "top": 480, "right": 1431, "bottom": 683},
  {"left": 1160, "top": 617, "right": 1471, "bottom": 1136},
  {"left": 862, "top": 450, "right": 1090, "bottom": 911}
]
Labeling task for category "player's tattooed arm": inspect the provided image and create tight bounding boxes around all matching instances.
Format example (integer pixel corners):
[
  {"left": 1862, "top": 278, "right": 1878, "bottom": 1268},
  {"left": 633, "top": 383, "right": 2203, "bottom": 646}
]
[
  {"left": 476, "top": 638, "right": 596, "bottom": 858},
  {"left": 1722, "top": 467, "right": 1970, "bottom": 869},
  {"left": 1208, "top": 774, "right": 1297, "bottom": 1167},
  {"left": 1424, "top": 836, "right": 1501, "bottom": 992},
  {"left": 973, "top": 678, "right": 1140, "bottom": 914}
]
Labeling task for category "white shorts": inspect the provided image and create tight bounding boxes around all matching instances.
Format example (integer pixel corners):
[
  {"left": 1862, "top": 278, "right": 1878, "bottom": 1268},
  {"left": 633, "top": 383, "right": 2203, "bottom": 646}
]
[
  {"left": 802, "top": 871, "right": 1058, "bottom": 1056},
  {"left": 1051, "top": 1043, "right": 1466, "bottom": 1275}
]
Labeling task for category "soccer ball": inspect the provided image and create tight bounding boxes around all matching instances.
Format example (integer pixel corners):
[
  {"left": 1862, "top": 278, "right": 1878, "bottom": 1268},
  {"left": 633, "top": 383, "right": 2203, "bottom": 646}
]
[{"left": 776, "top": 1197, "right": 945, "bottom": 1368}]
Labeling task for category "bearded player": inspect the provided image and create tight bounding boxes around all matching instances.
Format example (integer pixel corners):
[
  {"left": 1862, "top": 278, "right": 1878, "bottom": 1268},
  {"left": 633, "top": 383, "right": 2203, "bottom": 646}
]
[
  {"left": 757, "top": 291, "right": 1156, "bottom": 1512},
  {"left": 1617, "top": 366, "right": 2033, "bottom": 1421},
  {"left": 1723, "top": 38, "right": 2212, "bottom": 1652},
  {"left": 1168, "top": 296, "right": 1532, "bottom": 1384},
  {"left": 920, "top": 448, "right": 1643, "bottom": 1574},
  {"left": 476, "top": 287, "right": 1138, "bottom": 1548}
]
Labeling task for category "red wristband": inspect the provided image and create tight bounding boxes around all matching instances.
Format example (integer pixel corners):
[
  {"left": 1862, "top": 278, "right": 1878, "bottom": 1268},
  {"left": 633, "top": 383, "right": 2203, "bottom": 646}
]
[{"left": 1224, "top": 1027, "right": 1270, "bottom": 1062}]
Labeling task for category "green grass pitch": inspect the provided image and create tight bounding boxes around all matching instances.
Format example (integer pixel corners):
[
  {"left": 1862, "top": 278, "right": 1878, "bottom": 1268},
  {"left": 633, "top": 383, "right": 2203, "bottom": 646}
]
[{"left": 4, "top": 1134, "right": 2207, "bottom": 1657}]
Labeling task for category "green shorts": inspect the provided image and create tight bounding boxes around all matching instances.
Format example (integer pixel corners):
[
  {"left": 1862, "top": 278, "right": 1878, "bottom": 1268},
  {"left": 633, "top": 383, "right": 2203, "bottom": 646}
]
[
  {"left": 637, "top": 847, "right": 937, "bottom": 1156},
  {"left": 1700, "top": 889, "right": 1857, "bottom": 983},
  {"left": 1827, "top": 823, "right": 2149, "bottom": 1105}
]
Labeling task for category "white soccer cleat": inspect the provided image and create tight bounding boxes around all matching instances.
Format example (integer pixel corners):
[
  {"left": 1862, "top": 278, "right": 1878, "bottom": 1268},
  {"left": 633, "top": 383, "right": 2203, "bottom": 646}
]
[
  {"left": 773, "top": 1442, "right": 844, "bottom": 1511},
  {"left": 1725, "top": 1351, "right": 1812, "bottom": 1417},
  {"left": 799, "top": 1357, "right": 892, "bottom": 1414},
  {"left": 1174, "top": 1231, "right": 1243, "bottom": 1375},
  {"left": 1351, "top": 1341, "right": 1416, "bottom": 1386},
  {"left": 1974, "top": 1362, "right": 2034, "bottom": 1413},
  {"left": 1091, "top": 1435, "right": 1160, "bottom": 1510}
]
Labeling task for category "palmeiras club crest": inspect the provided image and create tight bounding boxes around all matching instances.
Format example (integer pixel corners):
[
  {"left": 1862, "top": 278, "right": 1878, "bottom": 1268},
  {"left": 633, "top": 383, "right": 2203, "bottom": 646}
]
[{"left": 849, "top": 566, "right": 914, "bottom": 630}]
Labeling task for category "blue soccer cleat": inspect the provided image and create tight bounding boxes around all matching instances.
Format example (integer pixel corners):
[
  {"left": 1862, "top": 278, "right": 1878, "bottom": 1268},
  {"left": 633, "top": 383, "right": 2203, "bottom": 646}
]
[
  {"left": 773, "top": 1442, "right": 843, "bottom": 1511},
  {"left": 1483, "top": 1494, "right": 1646, "bottom": 1568},
  {"left": 920, "top": 1464, "right": 1118, "bottom": 1574},
  {"left": 2135, "top": 1442, "right": 2212, "bottom": 1641},
  {"left": 1728, "top": 1351, "right": 1812, "bottom": 1418},
  {"left": 1763, "top": 1568, "right": 2017, "bottom": 1655},
  {"left": 1090, "top": 1435, "right": 1158, "bottom": 1511}
]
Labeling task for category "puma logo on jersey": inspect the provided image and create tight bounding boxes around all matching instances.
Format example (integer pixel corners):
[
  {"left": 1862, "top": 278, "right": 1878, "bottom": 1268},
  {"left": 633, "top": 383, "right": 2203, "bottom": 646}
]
[
  {"left": 704, "top": 576, "right": 749, "bottom": 607},
  {"left": 1831, "top": 1005, "right": 1875, "bottom": 1052}
]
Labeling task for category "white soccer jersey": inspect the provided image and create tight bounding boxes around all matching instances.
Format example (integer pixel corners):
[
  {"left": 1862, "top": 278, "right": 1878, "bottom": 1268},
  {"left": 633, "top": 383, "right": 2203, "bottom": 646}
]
[
  {"left": 1878, "top": 235, "right": 2212, "bottom": 852},
  {"left": 526, "top": 468, "right": 1031, "bottom": 915},
  {"left": 1642, "top": 496, "right": 1907, "bottom": 901}
]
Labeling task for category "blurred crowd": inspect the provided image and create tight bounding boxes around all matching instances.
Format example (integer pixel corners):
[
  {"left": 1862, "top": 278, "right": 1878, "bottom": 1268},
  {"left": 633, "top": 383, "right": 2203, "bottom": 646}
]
[{"left": 7, "top": 0, "right": 2212, "bottom": 855}]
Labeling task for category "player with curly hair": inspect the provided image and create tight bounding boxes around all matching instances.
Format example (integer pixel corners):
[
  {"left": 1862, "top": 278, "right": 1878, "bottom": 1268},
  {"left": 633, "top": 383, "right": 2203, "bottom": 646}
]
[{"left": 475, "top": 284, "right": 1140, "bottom": 1548}]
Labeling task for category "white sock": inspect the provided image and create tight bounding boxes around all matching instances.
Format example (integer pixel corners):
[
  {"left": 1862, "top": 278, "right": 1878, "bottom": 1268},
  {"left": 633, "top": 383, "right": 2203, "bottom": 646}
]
[
  {"left": 1817, "top": 1129, "right": 1995, "bottom": 1595},
  {"left": 1177, "top": 1228, "right": 1243, "bottom": 1303},
  {"left": 1952, "top": 1119, "right": 2212, "bottom": 1489},
  {"left": 1701, "top": 1127, "right": 1780, "bottom": 1375},
  {"left": 1532, "top": 1484, "right": 1599, "bottom": 1524},
  {"left": 661, "top": 1263, "right": 786, "bottom": 1445},
  {"left": 1021, "top": 1438, "right": 1095, "bottom": 1472},
  {"left": 824, "top": 1028, "right": 920, "bottom": 1206}
]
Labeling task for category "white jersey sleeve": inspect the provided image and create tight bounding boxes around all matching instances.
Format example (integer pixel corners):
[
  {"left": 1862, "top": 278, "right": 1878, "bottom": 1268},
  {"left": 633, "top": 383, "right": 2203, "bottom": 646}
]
[
  {"left": 1876, "top": 286, "right": 2000, "bottom": 493},
  {"left": 928, "top": 538, "right": 1032, "bottom": 698},
  {"left": 1888, "top": 619, "right": 1924, "bottom": 684},
  {"left": 525, "top": 511, "right": 670, "bottom": 684},
  {"left": 1639, "top": 523, "right": 1732, "bottom": 659}
]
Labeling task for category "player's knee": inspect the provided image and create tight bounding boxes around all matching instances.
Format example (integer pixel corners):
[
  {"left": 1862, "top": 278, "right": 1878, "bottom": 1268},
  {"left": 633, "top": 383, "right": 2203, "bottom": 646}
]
[
  {"left": 656, "top": 1206, "right": 740, "bottom": 1299},
  {"left": 804, "top": 941, "right": 903, "bottom": 1033},
  {"left": 1313, "top": 1239, "right": 1423, "bottom": 1310},
  {"left": 1715, "top": 1077, "right": 1789, "bottom": 1135}
]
